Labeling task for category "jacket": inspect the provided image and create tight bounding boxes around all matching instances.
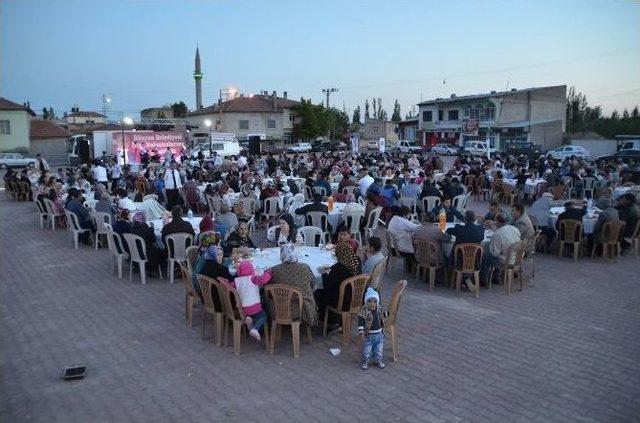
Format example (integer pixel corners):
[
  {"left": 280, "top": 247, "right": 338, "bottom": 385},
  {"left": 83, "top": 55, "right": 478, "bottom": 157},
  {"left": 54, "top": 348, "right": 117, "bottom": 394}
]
[{"left": 357, "top": 304, "right": 387, "bottom": 336}]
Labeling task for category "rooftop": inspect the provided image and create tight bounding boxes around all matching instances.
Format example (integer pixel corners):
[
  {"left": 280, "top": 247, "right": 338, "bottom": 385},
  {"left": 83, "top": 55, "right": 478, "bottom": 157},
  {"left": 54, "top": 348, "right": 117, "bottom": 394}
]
[
  {"left": 66, "top": 111, "right": 107, "bottom": 118},
  {"left": 0, "top": 97, "right": 36, "bottom": 116},
  {"left": 418, "top": 85, "right": 566, "bottom": 106},
  {"left": 30, "top": 119, "right": 71, "bottom": 139},
  {"left": 189, "top": 94, "right": 300, "bottom": 116}
]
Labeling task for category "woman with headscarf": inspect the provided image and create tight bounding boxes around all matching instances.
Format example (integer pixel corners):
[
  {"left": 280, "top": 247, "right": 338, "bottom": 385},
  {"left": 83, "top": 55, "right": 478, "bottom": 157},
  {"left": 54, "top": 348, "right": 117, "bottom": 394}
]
[
  {"left": 266, "top": 213, "right": 302, "bottom": 245},
  {"left": 130, "top": 211, "right": 165, "bottom": 274},
  {"left": 216, "top": 203, "right": 239, "bottom": 237},
  {"left": 314, "top": 241, "right": 362, "bottom": 325},
  {"left": 287, "top": 193, "right": 306, "bottom": 228},
  {"left": 224, "top": 220, "right": 256, "bottom": 257},
  {"left": 269, "top": 244, "right": 318, "bottom": 326}
]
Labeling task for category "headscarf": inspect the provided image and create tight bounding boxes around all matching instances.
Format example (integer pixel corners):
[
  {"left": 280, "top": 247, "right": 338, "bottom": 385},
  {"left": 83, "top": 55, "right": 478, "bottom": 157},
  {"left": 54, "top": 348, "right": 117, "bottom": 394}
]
[
  {"left": 280, "top": 244, "right": 298, "bottom": 263},
  {"left": 200, "top": 213, "right": 214, "bottom": 232},
  {"left": 364, "top": 287, "right": 379, "bottom": 304},
  {"left": 117, "top": 208, "right": 130, "bottom": 221},
  {"left": 94, "top": 183, "right": 107, "bottom": 200},
  {"left": 335, "top": 240, "right": 360, "bottom": 276},
  {"left": 133, "top": 211, "right": 146, "bottom": 224},
  {"left": 204, "top": 245, "right": 223, "bottom": 261},
  {"left": 279, "top": 213, "right": 297, "bottom": 241}
]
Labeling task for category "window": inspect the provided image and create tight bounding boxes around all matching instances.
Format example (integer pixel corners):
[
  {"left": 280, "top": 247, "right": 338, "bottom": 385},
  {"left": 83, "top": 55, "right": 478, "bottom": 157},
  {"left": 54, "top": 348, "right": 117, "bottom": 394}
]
[
  {"left": 422, "top": 111, "right": 432, "bottom": 122},
  {"left": 239, "top": 120, "right": 249, "bottom": 130},
  {"left": 289, "top": 115, "right": 295, "bottom": 122},
  {"left": 438, "top": 110, "right": 443, "bottom": 121},
  {"left": 0, "top": 120, "right": 10, "bottom": 134},
  {"left": 373, "top": 126, "right": 379, "bottom": 134},
  {"left": 267, "top": 119, "right": 276, "bottom": 129},
  {"left": 211, "top": 143, "right": 224, "bottom": 151},
  {"left": 463, "top": 104, "right": 496, "bottom": 121},
  {"left": 448, "top": 110, "right": 459, "bottom": 121}
]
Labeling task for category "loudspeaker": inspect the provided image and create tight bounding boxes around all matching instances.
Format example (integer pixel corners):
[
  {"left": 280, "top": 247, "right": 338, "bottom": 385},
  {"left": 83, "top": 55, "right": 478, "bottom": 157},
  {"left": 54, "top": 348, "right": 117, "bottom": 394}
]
[
  {"left": 248, "top": 136, "right": 261, "bottom": 155},
  {"left": 78, "top": 139, "right": 91, "bottom": 164}
]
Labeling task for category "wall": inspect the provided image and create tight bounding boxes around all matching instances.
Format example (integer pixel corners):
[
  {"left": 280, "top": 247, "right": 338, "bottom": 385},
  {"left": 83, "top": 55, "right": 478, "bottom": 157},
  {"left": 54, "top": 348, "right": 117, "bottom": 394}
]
[
  {"left": 0, "top": 110, "right": 30, "bottom": 151},
  {"left": 571, "top": 139, "right": 617, "bottom": 157},
  {"left": 30, "top": 137, "right": 68, "bottom": 165},
  {"left": 529, "top": 120, "right": 564, "bottom": 149},
  {"left": 66, "top": 116, "right": 107, "bottom": 124}
]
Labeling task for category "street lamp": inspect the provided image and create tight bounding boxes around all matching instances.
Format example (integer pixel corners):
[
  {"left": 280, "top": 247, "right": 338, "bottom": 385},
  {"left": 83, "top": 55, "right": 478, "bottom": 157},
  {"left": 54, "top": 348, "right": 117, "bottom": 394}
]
[
  {"left": 204, "top": 119, "right": 213, "bottom": 154},
  {"left": 121, "top": 117, "right": 134, "bottom": 164}
]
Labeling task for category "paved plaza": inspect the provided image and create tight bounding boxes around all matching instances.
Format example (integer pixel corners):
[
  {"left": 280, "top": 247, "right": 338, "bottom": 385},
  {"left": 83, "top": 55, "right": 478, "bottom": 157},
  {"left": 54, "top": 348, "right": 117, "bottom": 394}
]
[{"left": 1, "top": 198, "right": 640, "bottom": 423}]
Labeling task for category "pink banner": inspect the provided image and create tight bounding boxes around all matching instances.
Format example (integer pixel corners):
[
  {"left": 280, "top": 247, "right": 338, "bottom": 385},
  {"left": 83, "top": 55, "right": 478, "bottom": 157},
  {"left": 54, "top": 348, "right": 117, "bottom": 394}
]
[{"left": 113, "top": 131, "right": 186, "bottom": 163}]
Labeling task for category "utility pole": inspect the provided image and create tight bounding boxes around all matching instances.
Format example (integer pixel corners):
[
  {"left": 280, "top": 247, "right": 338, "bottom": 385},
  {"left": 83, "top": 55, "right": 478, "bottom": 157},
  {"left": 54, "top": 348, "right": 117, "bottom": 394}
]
[
  {"left": 102, "top": 94, "right": 111, "bottom": 120},
  {"left": 322, "top": 87, "right": 339, "bottom": 109}
]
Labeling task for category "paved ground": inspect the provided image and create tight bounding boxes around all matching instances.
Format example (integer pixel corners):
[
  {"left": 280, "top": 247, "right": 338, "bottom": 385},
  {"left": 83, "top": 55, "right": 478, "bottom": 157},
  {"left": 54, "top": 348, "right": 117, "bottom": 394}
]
[{"left": 2, "top": 197, "right": 640, "bottom": 423}]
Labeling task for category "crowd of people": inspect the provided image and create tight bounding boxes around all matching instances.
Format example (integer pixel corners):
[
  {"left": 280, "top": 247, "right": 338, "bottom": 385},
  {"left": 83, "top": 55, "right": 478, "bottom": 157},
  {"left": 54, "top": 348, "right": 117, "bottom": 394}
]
[{"left": 6, "top": 144, "right": 640, "bottom": 367}]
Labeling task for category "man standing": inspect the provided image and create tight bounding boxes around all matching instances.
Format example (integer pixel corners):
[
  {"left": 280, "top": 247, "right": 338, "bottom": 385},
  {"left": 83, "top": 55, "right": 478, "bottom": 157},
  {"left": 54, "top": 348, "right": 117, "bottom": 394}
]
[
  {"left": 164, "top": 161, "right": 183, "bottom": 211},
  {"left": 93, "top": 160, "right": 108, "bottom": 188}
]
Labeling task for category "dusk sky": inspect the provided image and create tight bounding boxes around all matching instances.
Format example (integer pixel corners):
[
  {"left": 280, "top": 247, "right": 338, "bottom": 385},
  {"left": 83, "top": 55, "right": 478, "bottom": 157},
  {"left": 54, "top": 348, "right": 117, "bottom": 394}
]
[{"left": 2, "top": 0, "right": 639, "bottom": 120}]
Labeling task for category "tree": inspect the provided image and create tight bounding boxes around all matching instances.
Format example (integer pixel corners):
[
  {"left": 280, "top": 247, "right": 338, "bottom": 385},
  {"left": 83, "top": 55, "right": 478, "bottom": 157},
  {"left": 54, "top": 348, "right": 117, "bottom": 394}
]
[
  {"left": 611, "top": 110, "right": 619, "bottom": 120},
  {"left": 352, "top": 106, "right": 361, "bottom": 124},
  {"left": 292, "top": 98, "right": 350, "bottom": 141},
  {"left": 48, "top": 107, "right": 55, "bottom": 119},
  {"left": 372, "top": 98, "right": 377, "bottom": 119},
  {"left": 364, "top": 100, "right": 370, "bottom": 120},
  {"left": 42, "top": 107, "right": 49, "bottom": 120},
  {"left": 171, "top": 101, "right": 188, "bottom": 118},
  {"left": 632, "top": 106, "right": 639, "bottom": 119},
  {"left": 392, "top": 100, "right": 402, "bottom": 122},
  {"left": 622, "top": 109, "right": 630, "bottom": 119}
]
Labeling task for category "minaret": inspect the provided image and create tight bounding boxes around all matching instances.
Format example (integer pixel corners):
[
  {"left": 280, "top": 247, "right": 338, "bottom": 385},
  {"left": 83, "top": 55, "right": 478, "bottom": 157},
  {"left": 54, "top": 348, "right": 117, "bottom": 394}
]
[{"left": 194, "top": 46, "right": 203, "bottom": 110}]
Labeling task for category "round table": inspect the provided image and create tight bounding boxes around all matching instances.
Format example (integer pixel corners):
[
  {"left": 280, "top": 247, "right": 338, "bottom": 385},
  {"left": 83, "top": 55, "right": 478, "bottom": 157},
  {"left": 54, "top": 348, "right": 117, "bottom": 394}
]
[{"left": 245, "top": 246, "right": 336, "bottom": 279}]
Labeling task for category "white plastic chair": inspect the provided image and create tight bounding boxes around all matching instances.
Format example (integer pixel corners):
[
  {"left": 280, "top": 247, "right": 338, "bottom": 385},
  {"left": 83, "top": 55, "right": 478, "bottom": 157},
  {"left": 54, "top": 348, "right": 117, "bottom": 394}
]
[
  {"left": 165, "top": 232, "right": 194, "bottom": 284},
  {"left": 421, "top": 196, "right": 441, "bottom": 215},
  {"left": 344, "top": 211, "right": 365, "bottom": 244},
  {"left": 106, "top": 230, "right": 128, "bottom": 279},
  {"left": 298, "top": 226, "right": 323, "bottom": 247},
  {"left": 364, "top": 207, "right": 384, "bottom": 240},
  {"left": 65, "top": 210, "right": 93, "bottom": 249},
  {"left": 35, "top": 200, "right": 47, "bottom": 229},
  {"left": 341, "top": 186, "right": 357, "bottom": 197},
  {"left": 123, "top": 233, "right": 163, "bottom": 285},
  {"left": 305, "top": 211, "right": 330, "bottom": 243},
  {"left": 313, "top": 186, "right": 328, "bottom": 197},
  {"left": 92, "top": 211, "right": 113, "bottom": 250},
  {"left": 261, "top": 196, "right": 281, "bottom": 223},
  {"left": 43, "top": 198, "right": 63, "bottom": 230}
]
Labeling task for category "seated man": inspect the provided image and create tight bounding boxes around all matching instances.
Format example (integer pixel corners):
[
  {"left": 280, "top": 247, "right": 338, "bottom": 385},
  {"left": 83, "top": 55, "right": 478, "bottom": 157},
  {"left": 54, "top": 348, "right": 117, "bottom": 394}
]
[
  {"left": 481, "top": 213, "right": 521, "bottom": 286},
  {"left": 161, "top": 205, "right": 195, "bottom": 246},
  {"left": 64, "top": 188, "right": 95, "bottom": 241},
  {"left": 617, "top": 193, "right": 639, "bottom": 251},
  {"left": 444, "top": 210, "right": 484, "bottom": 249},
  {"left": 295, "top": 193, "right": 331, "bottom": 232},
  {"left": 413, "top": 211, "right": 447, "bottom": 262},
  {"left": 431, "top": 198, "right": 464, "bottom": 223},
  {"left": 362, "top": 236, "right": 385, "bottom": 274},
  {"left": 512, "top": 203, "right": 534, "bottom": 241}
]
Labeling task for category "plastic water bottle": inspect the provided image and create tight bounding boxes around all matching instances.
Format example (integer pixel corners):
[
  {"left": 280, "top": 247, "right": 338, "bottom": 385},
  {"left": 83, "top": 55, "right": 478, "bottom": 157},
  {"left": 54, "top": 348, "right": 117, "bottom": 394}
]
[{"left": 187, "top": 209, "right": 193, "bottom": 219}]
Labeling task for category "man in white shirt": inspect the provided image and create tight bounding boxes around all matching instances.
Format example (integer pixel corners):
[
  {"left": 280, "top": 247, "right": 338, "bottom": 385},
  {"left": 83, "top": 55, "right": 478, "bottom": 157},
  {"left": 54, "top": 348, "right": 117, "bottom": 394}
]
[
  {"left": 481, "top": 213, "right": 521, "bottom": 284},
  {"left": 164, "top": 161, "right": 184, "bottom": 210},
  {"left": 358, "top": 171, "right": 375, "bottom": 197},
  {"left": 237, "top": 154, "right": 248, "bottom": 169},
  {"left": 93, "top": 161, "right": 108, "bottom": 188},
  {"left": 387, "top": 207, "right": 419, "bottom": 271},
  {"left": 110, "top": 162, "right": 122, "bottom": 188}
]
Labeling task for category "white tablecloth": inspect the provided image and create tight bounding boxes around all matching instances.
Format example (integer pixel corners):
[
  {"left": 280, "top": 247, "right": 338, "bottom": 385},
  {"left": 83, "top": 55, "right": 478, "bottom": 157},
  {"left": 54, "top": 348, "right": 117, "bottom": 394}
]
[
  {"left": 613, "top": 187, "right": 633, "bottom": 198},
  {"left": 500, "top": 178, "right": 546, "bottom": 196},
  {"left": 548, "top": 207, "right": 597, "bottom": 234},
  {"left": 247, "top": 246, "right": 336, "bottom": 279},
  {"left": 147, "top": 216, "right": 203, "bottom": 236}
]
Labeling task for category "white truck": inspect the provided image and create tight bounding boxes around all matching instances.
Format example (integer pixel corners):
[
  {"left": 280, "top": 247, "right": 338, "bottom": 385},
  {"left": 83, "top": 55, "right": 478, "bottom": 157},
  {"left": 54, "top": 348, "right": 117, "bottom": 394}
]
[{"left": 191, "top": 132, "right": 241, "bottom": 158}]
